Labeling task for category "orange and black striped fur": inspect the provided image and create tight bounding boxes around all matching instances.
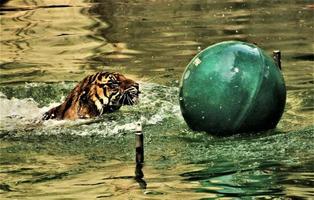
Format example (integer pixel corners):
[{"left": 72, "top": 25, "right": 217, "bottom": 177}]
[{"left": 43, "top": 72, "right": 140, "bottom": 120}]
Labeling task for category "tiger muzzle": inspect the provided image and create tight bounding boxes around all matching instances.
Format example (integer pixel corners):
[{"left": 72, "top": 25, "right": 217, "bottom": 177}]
[{"left": 120, "top": 83, "right": 140, "bottom": 106}]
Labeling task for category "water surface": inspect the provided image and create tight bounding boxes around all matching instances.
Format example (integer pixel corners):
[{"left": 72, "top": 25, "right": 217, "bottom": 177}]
[{"left": 0, "top": 0, "right": 313, "bottom": 199}]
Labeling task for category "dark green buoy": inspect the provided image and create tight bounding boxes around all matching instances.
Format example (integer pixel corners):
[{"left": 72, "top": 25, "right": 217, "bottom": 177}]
[{"left": 179, "top": 41, "right": 286, "bottom": 135}]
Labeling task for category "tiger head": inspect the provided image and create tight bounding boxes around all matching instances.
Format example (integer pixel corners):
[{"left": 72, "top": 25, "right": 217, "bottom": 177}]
[
  {"left": 79, "top": 72, "right": 140, "bottom": 116},
  {"left": 101, "top": 72, "right": 140, "bottom": 109}
]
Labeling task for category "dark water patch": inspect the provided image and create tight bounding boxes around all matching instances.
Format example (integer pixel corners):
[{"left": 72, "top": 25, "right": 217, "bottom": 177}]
[
  {"left": 16, "top": 172, "right": 70, "bottom": 184},
  {"left": 195, "top": 188, "right": 283, "bottom": 199},
  {"left": 75, "top": 181, "right": 106, "bottom": 186},
  {"left": 177, "top": 126, "right": 314, "bottom": 198},
  {"left": 96, "top": 193, "right": 113, "bottom": 198},
  {"left": 0, "top": 4, "right": 73, "bottom": 12},
  {"left": 181, "top": 161, "right": 314, "bottom": 198},
  {"left": 294, "top": 80, "right": 314, "bottom": 86},
  {"left": 0, "top": 62, "right": 40, "bottom": 70},
  {"left": 102, "top": 176, "right": 134, "bottom": 180},
  {"left": 0, "top": 183, "right": 13, "bottom": 192},
  {"left": 292, "top": 53, "right": 314, "bottom": 61},
  {"left": 143, "top": 190, "right": 164, "bottom": 195},
  {"left": 0, "top": 167, "right": 33, "bottom": 174}
]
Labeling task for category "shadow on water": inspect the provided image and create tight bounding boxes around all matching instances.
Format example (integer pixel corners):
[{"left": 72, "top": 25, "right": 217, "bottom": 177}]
[
  {"left": 177, "top": 126, "right": 314, "bottom": 198},
  {"left": 181, "top": 160, "right": 314, "bottom": 199}
]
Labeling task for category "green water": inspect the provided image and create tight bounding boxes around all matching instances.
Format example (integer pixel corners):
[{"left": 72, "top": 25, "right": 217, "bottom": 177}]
[{"left": 0, "top": 0, "right": 313, "bottom": 199}]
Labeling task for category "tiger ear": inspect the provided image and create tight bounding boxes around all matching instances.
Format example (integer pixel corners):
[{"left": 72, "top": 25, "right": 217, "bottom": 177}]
[
  {"left": 97, "top": 72, "right": 108, "bottom": 81},
  {"left": 113, "top": 72, "right": 126, "bottom": 81},
  {"left": 97, "top": 73, "right": 110, "bottom": 83}
]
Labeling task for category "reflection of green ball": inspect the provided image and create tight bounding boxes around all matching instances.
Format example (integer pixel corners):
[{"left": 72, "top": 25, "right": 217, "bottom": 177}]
[{"left": 179, "top": 41, "right": 286, "bottom": 135}]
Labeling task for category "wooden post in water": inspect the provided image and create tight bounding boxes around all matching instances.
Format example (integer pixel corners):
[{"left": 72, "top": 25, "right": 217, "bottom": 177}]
[
  {"left": 273, "top": 50, "right": 281, "bottom": 70},
  {"left": 134, "top": 122, "right": 146, "bottom": 189},
  {"left": 135, "top": 122, "right": 144, "bottom": 164}
]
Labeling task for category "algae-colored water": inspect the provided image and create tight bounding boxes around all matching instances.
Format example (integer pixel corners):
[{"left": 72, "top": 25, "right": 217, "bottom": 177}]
[{"left": 0, "top": 0, "right": 313, "bottom": 199}]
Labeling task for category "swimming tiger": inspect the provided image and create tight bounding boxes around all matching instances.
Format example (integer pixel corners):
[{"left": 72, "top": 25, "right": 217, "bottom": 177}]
[{"left": 43, "top": 71, "right": 140, "bottom": 120}]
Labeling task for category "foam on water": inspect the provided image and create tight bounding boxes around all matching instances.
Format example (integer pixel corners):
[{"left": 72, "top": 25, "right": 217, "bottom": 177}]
[
  {"left": 0, "top": 92, "right": 43, "bottom": 131},
  {"left": 0, "top": 82, "right": 183, "bottom": 136}
]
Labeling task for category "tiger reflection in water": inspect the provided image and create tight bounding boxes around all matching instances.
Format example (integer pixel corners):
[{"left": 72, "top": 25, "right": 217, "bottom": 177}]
[{"left": 43, "top": 72, "right": 140, "bottom": 120}]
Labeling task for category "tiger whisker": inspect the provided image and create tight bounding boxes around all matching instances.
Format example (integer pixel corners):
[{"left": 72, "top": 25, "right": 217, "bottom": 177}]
[
  {"left": 128, "top": 96, "right": 132, "bottom": 105},
  {"left": 127, "top": 96, "right": 133, "bottom": 105},
  {"left": 99, "top": 107, "right": 104, "bottom": 115},
  {"left": 129, "top": 96, "right": 135, "bottom": 105},
  {"left": 122, "top": 94, "right": 127, "bottom": 105}
]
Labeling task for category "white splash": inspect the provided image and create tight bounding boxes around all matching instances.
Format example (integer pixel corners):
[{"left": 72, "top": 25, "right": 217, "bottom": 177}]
[
  {"left": 0, "top": 82, "right": 183, "bottom": 136},
  {"left": 0, "top": 92, "right": 42, "bottom": 131}
]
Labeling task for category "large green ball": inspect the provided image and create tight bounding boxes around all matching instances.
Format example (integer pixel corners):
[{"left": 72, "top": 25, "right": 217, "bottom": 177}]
[{"left": 179, "top": 41, "right": 286, "bottom": 135}]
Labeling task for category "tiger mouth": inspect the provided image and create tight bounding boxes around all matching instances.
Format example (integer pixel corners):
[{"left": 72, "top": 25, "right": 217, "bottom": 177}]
[{"left": 119, "top": 86, "right": 140, "bottom": 106}]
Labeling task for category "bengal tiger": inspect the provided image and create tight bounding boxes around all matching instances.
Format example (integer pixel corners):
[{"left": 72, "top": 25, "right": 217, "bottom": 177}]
[{"left": 43, "top": 72, "right": 140, "bottom": 120}]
